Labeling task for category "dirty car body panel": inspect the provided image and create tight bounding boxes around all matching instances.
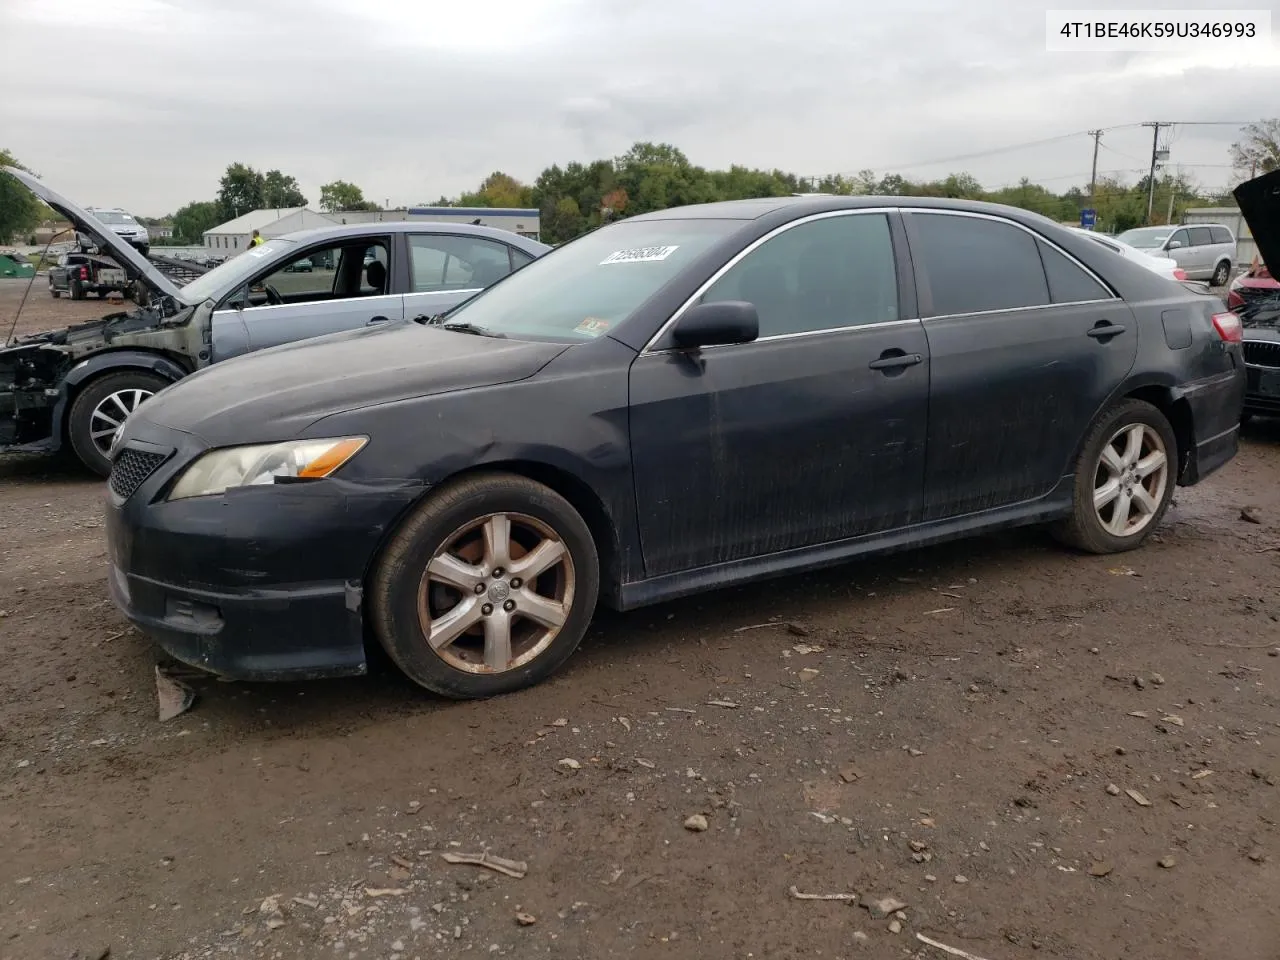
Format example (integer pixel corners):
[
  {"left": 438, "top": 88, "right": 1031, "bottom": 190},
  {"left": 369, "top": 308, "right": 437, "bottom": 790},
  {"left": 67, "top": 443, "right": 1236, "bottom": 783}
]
[
  {"left": 0, "top": 165, "right": 549, "bottom": 460},
  {"left": 104, "top": 195, "right": 1245, "bottom": 682}
]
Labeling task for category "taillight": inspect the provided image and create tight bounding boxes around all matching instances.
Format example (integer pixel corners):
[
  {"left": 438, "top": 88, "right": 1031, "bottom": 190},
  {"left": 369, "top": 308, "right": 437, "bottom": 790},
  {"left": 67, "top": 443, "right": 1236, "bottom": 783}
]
[
  {"left": 1211, "top": 311, "right": 1242, "bottom": 343},
  {"left": 79, "top": 266, "right": 89, "bottom": 280},
  {"left": 1172, "top": 268, "right": 1187, "bottom": 280}
]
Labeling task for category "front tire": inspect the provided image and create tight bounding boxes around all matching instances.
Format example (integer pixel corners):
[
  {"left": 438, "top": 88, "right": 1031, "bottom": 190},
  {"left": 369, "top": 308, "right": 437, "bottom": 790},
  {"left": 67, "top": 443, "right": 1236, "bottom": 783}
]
[
  {"left": 371, "top": 473, "right": 600, "bottom": 699},
  {"left": 67, "top": 371, "right": 169, "bottom": 477},
  {"left": 1053, "top": 399, "right": 1177, "bottom": 554},
  {"left": 1211, "top": 260, "right": 1231, "bottom": 287}
]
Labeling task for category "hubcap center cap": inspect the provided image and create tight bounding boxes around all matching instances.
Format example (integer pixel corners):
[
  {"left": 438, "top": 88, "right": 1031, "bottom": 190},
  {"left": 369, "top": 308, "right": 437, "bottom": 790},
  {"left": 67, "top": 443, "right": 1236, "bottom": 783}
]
[{"left": 487, "top": 580, "right": 511, "bottom": 603}]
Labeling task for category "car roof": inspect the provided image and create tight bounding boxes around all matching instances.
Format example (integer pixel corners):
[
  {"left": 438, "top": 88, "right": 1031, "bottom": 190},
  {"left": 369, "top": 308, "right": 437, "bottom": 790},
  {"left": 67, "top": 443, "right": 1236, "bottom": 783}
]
[
  {"left": 278, "top": 220, "right": 550, "bottom": 253},
  {"left": 625, "top": 194, "right": 1083, "bottom": 226}
]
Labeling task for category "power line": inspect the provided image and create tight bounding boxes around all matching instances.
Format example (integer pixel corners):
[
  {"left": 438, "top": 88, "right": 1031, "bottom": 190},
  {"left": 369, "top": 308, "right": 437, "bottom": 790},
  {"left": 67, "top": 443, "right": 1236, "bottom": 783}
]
[{"left": 854, "top": 129, "right": 1099, "bottom": 174}]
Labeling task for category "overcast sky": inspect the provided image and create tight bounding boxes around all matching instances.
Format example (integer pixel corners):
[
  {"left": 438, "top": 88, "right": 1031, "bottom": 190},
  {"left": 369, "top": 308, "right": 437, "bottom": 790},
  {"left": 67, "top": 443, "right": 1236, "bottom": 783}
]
[{"left": 2, "top": 0, "right": 1277, "bottom": 216}]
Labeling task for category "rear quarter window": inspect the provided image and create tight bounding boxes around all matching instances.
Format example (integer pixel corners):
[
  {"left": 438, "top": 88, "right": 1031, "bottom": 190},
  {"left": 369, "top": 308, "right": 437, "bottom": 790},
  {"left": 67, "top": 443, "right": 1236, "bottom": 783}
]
[
  {"left": 910, "top": 213, "right": 1050, "bottom": 316},
  {"left": 1037, "top": 240, "right": 1112, "bottom": 303},
  {"left": 1209, "top": 226, "right": 1233, "bottom": 244}
]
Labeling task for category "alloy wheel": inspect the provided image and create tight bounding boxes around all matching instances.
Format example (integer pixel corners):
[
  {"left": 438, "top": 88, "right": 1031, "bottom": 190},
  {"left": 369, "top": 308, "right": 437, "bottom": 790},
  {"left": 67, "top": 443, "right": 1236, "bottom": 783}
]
[
  {"left": 1092, "top": 422, "right": 1169, "bottom": 538},
  {"left": 417, "top": 512, "right": 575, "bottom": 674},
  {"left": 89, "top": 388, "right": 154, "bottom": 456}
]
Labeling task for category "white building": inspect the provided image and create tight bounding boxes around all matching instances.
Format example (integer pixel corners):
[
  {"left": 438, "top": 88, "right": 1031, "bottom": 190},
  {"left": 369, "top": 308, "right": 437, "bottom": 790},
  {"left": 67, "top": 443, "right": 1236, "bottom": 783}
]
[
  {"left": 202, "top": 208, "right": 336, "bottom": 253},
  {"left": 202, "top": 205, "right": 542, "bottom": 251},
  {"left": 406, "top": 207, "right": 540, "bottom": 240}
]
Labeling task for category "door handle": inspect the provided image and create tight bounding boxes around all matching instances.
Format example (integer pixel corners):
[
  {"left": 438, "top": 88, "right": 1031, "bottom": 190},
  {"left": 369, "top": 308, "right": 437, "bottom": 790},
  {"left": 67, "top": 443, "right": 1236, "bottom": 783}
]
[
  {"left": 367, "top": 315, "right": 391, "bottom": 325},
  {"left": 1087, "top": 321, "right": 1126, "bottom": 339},
  {"left": 868, "top": 352, "right": 923, "bottom": 371}
]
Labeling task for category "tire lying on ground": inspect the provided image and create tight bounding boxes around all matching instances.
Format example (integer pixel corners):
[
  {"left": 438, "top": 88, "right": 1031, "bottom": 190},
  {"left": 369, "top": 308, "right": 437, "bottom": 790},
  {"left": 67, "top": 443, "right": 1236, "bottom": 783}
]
[
  {"left": 371, "top": 472, "right": 601, "bottom": 699},
  {"left": 67, "top": 370, "right": 170, "bottom": 478},
  {"left": 1052, "top": 398, "right": 1178, "bottom": 554}
]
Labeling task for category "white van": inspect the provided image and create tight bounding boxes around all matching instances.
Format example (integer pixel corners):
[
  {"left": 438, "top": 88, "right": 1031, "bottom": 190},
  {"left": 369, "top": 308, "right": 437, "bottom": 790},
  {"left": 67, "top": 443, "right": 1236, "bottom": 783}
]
[{"left": 1117, "top": 224, "right": 1236, "bottom": 286}]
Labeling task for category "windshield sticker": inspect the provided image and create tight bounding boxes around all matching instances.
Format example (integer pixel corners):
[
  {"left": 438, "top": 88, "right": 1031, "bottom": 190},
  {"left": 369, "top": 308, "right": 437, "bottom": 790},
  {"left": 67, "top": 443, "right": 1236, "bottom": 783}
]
[
  {"left": 600, "top": 245, "right": 679, "bottom": 265},
  {"left": 574, "top": 317, "right": 611, "bottom": 336}
]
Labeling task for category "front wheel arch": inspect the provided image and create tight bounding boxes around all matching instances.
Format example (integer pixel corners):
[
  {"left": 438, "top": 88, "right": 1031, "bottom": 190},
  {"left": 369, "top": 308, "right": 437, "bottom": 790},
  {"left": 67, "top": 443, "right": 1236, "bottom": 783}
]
[{"left": 361, "top": 459, "right": 625, "bottom": 611}]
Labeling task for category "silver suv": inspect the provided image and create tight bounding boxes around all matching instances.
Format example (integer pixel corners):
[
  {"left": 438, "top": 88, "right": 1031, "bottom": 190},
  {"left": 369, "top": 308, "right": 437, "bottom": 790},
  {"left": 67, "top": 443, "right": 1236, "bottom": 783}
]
[
  {"left": 78, "top": 206, "right": 150, "bottom": 257},
  {"left": 1117, "top": 223, "right": 1236, "bottom": 286}
]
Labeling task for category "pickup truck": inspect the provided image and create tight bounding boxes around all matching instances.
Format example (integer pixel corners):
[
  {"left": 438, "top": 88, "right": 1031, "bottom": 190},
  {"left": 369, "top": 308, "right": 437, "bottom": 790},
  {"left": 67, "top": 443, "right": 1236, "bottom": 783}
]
[
  {"left": 0, "top": 166, "right": 550, "bottom": 476},
  {"left": 49, "top": 252, "right": 130, "bottom": 299}
]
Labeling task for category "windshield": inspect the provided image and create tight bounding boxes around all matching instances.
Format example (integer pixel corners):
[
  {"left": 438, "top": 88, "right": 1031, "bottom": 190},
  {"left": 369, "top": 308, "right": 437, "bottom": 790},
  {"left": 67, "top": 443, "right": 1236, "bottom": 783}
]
[
  {"left": 93, "top": 211, "right": 137, "bottom": 225},
  {"left": 178, "top": 239, "right": 297, "bottom": 303},
  {"left": 1117, "top": 227, "right": 1171, "bottom": 249},
  {"left": 438, "top": 219, "right": 740, "bottom": 341}
]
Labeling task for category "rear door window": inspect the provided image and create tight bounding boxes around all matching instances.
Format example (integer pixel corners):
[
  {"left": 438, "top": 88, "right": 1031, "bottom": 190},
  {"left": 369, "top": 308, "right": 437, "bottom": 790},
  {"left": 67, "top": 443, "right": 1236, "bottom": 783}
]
[
  {"left": 1188, "top": 226, "right": 1213, "bottom": 247},
  {"left": 909, "top": 213, "right": 1050, "bottom": 316},
  {"left": 409, "top": 235, "right": 514, "bottom": 293}
]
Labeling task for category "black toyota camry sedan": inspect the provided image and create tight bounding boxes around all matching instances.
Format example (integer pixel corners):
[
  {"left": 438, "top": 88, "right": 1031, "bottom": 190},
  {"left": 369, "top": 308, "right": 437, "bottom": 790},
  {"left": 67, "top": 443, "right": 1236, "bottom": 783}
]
[{"left": 105, "top": 196, "right": 1245, "bottom": 699}]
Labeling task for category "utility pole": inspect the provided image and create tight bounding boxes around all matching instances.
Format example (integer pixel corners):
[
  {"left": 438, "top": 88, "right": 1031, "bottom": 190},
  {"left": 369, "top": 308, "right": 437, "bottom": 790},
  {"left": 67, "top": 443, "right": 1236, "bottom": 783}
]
[
  {"left": 1088, "top": 129, "right": 1103, "bottom": 207},
  {"left": 1143, "top": 121, "right": 1165, "bottom": 224}
]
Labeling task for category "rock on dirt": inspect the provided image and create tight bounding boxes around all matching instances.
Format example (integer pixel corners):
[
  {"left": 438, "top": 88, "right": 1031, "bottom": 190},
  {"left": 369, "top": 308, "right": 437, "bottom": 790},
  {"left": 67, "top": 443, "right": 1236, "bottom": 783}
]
[{"left": 683, "top": 814, "right": 709, "bottom": 832}]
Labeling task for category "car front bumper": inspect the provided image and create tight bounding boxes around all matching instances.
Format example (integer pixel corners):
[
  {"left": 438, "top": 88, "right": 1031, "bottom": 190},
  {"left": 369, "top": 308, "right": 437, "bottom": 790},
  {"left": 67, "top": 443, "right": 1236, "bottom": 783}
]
[{"left": 105, "top": 424, "right": 425, "bottom": 681}]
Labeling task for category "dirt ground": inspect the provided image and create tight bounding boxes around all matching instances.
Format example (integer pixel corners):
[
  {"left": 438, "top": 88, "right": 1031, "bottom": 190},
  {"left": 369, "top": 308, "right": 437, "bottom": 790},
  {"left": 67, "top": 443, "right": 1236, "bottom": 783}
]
[
  {"left": 2, "top": 279, "right": 1279, "bottom": 960},
  {"left": 1, "top": 275, "right": 122, "bottom": 341}
]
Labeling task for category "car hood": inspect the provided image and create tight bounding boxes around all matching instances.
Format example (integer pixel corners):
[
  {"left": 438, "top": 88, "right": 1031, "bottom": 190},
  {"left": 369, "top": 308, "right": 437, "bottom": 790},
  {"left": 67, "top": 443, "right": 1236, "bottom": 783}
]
[
  {"left": 2, "top": 166, "right": 181, "bottom": 302},
  {"left": 1234, "top": 169, "right": 1280, "bottom": 275},
  {"left": 138, "top": 321, "right": 570, "bottom": 445}
]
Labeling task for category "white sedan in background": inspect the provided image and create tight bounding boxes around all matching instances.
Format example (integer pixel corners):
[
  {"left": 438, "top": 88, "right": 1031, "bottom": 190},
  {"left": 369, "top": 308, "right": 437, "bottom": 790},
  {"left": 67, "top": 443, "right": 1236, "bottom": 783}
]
[{"left": 1069, "top": 228, "right": 1189, "bottom": 282}]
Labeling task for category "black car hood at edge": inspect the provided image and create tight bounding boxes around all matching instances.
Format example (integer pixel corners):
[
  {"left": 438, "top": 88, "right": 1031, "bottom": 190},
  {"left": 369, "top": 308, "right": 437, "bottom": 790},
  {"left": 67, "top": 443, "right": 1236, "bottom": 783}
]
[
  {"left": 136, "top": 321, "right": 571, "bottom": 444},
  {"left": 1233, "top": 169, "right": 1280, "bottom": 278},
  {"left": 2, "top": 165, "right": 183, "bottom": 303}
]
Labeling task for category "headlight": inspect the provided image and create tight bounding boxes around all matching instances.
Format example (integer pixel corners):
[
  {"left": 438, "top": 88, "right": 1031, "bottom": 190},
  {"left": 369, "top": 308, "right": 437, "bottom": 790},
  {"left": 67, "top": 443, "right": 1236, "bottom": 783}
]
[{"left": 167, "top": 437, "right": 367, "bottom": 501}]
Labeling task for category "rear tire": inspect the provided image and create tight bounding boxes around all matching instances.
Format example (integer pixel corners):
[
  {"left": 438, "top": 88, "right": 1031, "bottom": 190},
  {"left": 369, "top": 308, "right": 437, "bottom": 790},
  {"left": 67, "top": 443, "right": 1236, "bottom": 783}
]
[
  {"left": 70, "top": 279, "right": 85, "bottom": 300},
  {"left": 1052, "top": 399, "right": 1177, "bottom": 554},
  {"left": 67, "top": 371, "right": 169, "bottom": 477},
  {"left": 371, "top": 472, "right": 600, "bottom": 699},
  {"left": 1211, "top": 260, "right": 1231, "bottom": 287}
]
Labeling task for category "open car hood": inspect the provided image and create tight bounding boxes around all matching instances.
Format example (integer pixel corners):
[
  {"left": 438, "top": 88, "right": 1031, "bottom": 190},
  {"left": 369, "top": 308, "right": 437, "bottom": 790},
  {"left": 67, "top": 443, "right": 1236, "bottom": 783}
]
[
  {"left": 2, "top": 166, "right": 183, "bottom": 303},
  {"left": 1233, "top": 169, "right": 1280, "bottom": 275}
]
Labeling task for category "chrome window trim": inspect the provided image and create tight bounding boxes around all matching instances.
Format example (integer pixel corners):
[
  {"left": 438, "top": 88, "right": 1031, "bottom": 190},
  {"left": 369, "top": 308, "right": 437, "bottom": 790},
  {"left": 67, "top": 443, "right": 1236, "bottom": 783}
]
[
  {"left": 637, "top": 316, "right": 925, "bottom": 359},
  {"left": 404, "top": 287, "right": 483, "bottom": 298},
  {"left": 212, "top": 291, "right": 405, "bottom": 315},
  {"left": 639, "top": 208, "right": 898, "bottom": 356},
  {"left": 903, "top": 208, "right": 1124, "bottom": 313}
]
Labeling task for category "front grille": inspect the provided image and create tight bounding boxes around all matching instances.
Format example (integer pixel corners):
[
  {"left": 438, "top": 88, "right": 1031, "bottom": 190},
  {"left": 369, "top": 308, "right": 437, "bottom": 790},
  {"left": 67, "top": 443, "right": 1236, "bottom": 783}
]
[
  {"left": 109, "top": 449, "right": 167, "bottom": 499},
  {"left": 1243, "top": 340, "right": 1280, "bottom": 369}
]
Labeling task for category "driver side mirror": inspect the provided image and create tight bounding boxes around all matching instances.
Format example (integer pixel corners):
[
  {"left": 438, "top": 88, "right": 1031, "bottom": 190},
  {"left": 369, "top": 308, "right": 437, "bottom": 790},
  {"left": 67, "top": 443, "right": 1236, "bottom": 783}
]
[
  {"left": 1166, "top": 240, "right": 1183, "bottom": 250},
  {"left": 671, "top": 301, "right": 759, "bottom": 349}
]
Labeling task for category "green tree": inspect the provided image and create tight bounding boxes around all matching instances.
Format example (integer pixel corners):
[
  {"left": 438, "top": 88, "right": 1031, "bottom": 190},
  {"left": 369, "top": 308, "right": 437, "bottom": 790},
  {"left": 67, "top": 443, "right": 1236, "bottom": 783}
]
[
  {"left": 172, "top": 200, "right": 222, "bottom": 244},
  {"left": 457, "top": 171, "right": 534, "bottom": 208},
  {"left": 319, "top": 179, "right": 378, "bottom": 212},
  {"left": 217, "top": 162, "right": 265, "bottom": 220},
  {"left": 1229, "top": 119, "right": 1280, "bottom": 179},
  {"left": 262, "top": 169, "right": 307, "bottom": 208},
  {"left": 0, "top": 149, "right": 45, "bottom": 244}
]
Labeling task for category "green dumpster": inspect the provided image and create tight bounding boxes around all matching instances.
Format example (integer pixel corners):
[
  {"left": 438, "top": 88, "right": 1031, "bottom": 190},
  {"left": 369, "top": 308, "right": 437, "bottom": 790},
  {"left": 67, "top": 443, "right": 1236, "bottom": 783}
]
[{"left": 0, "top": 252, "right": 36, "bottom": 279}]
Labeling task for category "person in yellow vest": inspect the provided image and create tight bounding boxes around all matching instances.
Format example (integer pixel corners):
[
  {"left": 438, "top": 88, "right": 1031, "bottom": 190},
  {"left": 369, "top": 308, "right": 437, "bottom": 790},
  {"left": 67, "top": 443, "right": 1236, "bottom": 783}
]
[{"left": 250, "top": 230, "right": 264, "bottom": 247}]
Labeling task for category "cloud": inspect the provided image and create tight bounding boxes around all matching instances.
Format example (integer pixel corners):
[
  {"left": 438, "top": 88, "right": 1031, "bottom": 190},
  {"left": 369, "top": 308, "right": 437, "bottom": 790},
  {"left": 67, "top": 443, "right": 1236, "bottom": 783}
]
[{"left": 1, "top": 0, "right": 1274, "bottom": 215}]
